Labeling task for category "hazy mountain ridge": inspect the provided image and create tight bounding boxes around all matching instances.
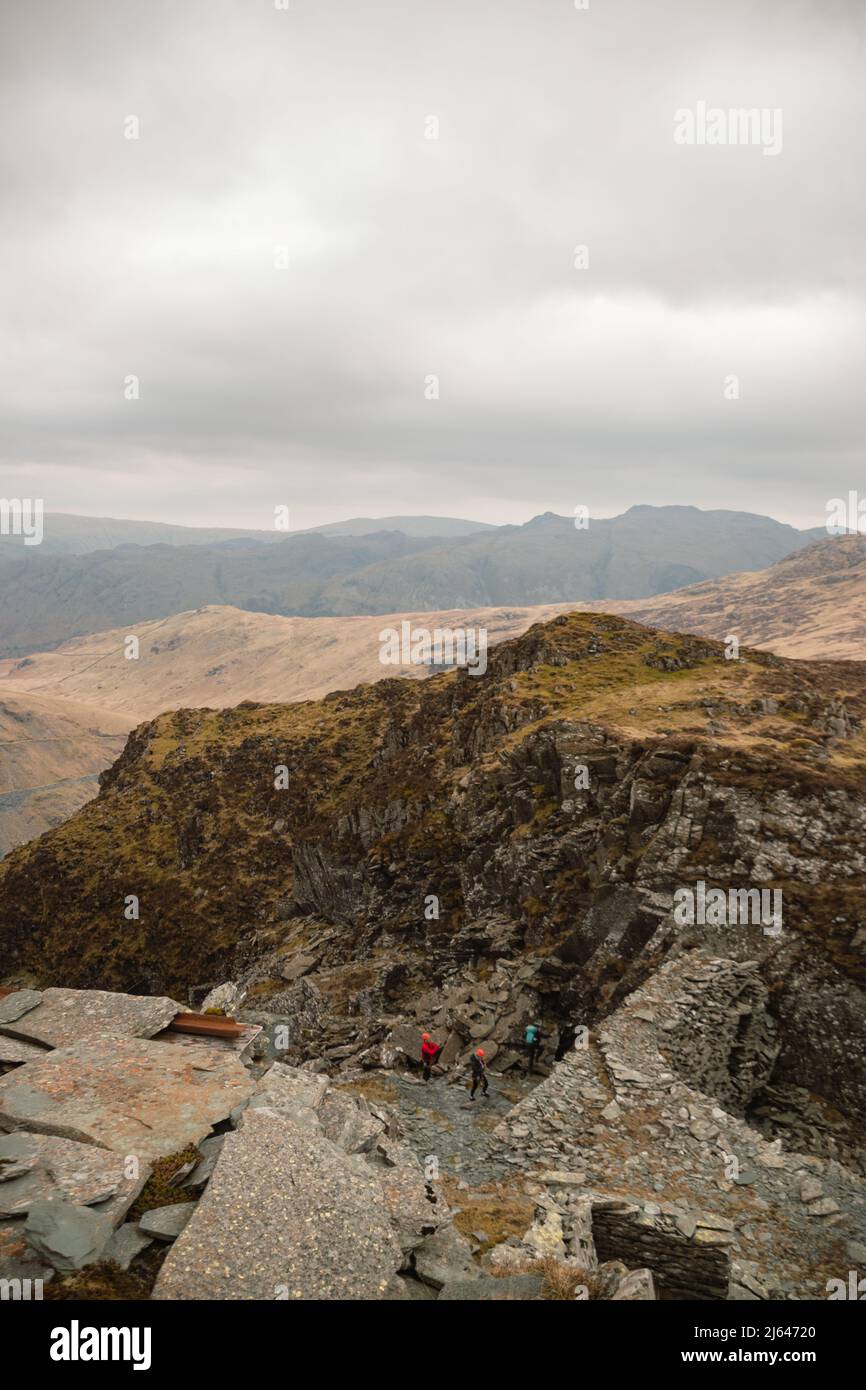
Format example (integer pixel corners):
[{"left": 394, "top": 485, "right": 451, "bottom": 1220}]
[
  {"left": 0, "top": 511, "right": 493, "bottom": 556},
  {"left": 0, "top": 506, "right": 822, "bottom": 658}
]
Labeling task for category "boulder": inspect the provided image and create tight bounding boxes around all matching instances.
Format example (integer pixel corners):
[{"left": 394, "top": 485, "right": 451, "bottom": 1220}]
[
  {"left": 198, "top": 982, "right": 244, "bottom": 1015},
  {"left": 521, "top": 1204, "right": 566, "bottom": 1259},
  {"left": 381, "top": 1022, "right": 421, "bottom": 1069},
  {"left": 414, "top": 1224, "right": 479, "bottom": 1289}
]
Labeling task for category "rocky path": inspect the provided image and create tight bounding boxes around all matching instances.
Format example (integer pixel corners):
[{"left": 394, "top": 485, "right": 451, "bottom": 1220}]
[{"left": 365, "top": 1068, "right": 545, "bottom": 1186}]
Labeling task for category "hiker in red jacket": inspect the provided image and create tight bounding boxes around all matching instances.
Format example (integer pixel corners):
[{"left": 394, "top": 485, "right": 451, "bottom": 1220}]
[{"left": 421, "top": 1032, "right": 442, "bottom": 1082}]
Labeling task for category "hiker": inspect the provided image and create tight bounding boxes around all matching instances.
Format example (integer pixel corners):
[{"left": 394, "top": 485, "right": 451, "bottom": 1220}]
[
  {"left": 524, "top": 1021, "right": 543, "bottom": 1073},
  {"left": 469, "top": 1047, "right": 489, "bottom": 1100},
  {"left": 420, "top": 1032, "right": 442, "bottom": 1082},
  {"left": 555, "top": 1023, "right": 577, "bottom": 1062}
]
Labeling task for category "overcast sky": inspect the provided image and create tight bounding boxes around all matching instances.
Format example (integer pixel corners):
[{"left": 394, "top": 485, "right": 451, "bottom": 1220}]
[{"left": 1, "top": 0, "right": 863, "bottom": 531}]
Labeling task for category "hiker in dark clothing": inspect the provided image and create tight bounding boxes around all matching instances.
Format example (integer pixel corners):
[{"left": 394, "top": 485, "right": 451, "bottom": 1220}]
[
  {"left": 469, "top": 1047, "right": 489, "bottom": 1099},
  {"left": 555, "top": 1024, "right": 577, "bottom": 1062},
  {"left": 524, "top": 1022, "right": 543, "bottom": 1073},
  {"left": 420, "top": 1032, "right": 442, "bottom": 1082}
]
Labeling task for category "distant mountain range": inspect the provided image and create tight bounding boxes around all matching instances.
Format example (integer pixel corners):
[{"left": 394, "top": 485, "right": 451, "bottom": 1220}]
[
  {"left": 0, "top": 505, "right": 824, "bottom": 657},
  {"left": 0, "top": 511, "right": 492, "bottom": 557}
]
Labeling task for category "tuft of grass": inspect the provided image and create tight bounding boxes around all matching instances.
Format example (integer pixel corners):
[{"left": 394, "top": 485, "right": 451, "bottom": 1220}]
[
  {"left": 44, "top": 1244, "right": 169, "bottom": 1300},
  {"left": 490, "top": 1255, "right": 606, "bottom": 1300},
  {"left": 126, "top": 1145, "right": 201, "bottom": 1222}
]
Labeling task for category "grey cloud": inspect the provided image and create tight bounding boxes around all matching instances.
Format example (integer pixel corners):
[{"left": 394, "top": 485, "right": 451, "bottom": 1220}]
[{"left": 0, "top": 0, "right": 864, "bottom": 530}]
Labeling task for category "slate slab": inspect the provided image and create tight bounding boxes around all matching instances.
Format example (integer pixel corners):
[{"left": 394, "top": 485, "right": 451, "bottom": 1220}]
[
  {"left": 151, "top": 1023, "right": 262, "bottom": 1058},
  {"left": 0, "top": 1035, "right": 47, "bottom": 1066},
  {"left": 257, "top": 1062, "right": 329, "bottom": 1111},
  {"left": 103, "top": 1223, "right": 153, "bottom": 1270},
  {"left": 0, "top": 990, "right": 42, "bottom": 1025},
  {"left": 0, "top": 1035, "right": 255, "bottom": 1162},
  {"left": 0, "top": 1255, "right": 54, "bottom": 1290},
  {"left": 139, "top": 1203, "right": 195, "bottom": 1241},
  {"left": 0, "top": 1131, "right": 42, "bottom": 1181},
  {"left": 182, "top": 1134, "right": 225, "bottom": 1188},
  {"left": 233, "top": 1061, "right": 330, "bottom": 1130},
  {"left": 152, "top": 1107, "right": 402, "bottom": 1300},
  {"left": 0, "top": 1132, "right": 147, "bottom": 1217},
  {"left": 318, "top": 1089, "right": 384, "bottom": 1154},
  {"left": 25, "top": 1199, "right": 114, "bottom": 1271},
  {"left": 0, "top": 988, "right": 181, "bottom": 1049}
]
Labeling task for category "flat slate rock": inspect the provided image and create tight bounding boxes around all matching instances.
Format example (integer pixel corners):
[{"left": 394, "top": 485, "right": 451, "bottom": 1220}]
[
  {"left": 0, "top": 990, "right": 42, "bottom": 1025},
  {"left": 0, "top": 1254, "right": 54, "bottom": 1288},
  {"left": 103, "top": 1222, "right": 154, "bottom": 1270},
  {"left": 153, "top": 1107, "right": 402, "bottom": 1300},
  {"left": 25, "top": 1198, "right": 114, "bottom": 1271},
  {"left": 0, "top": 988, "right": 181, "bottom": 1049},
  {"left": 151, "top": 1023, "right": 262, "bottom": 1057},
  {"left": 182, "top": 1134, "right": 225, "bottom": 1188},
  {"left": 139, "top": 1203, "right": 195, "bottom": 1241},
  {"left": 0, "top": 1035, "right": 255, "bottom": 1163},
  {"left": 0, "top": 1132, "right": 147, "bottom": 1217},
  {"left": 0, "top": 1035, "right": 47, "bottom": 1065}
]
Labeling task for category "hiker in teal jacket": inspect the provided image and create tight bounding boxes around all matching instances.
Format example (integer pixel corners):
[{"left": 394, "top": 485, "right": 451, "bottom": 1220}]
[{"left": 524, "top": 1021, "right": 543, "bottom": 1073}]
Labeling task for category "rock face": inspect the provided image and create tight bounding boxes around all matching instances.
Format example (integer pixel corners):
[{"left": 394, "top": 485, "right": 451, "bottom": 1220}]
[
  {"left": 153, "top": 1107, "right": 405, "bottom": 1300},
  {"left": 0, "top": 1035, "right": 255, "bottom": 1162}
]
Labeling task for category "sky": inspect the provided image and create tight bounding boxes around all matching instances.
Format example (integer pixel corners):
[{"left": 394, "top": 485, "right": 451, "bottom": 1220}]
[{"left": 0, "top": 0, "right": 864, "bottom": 532}]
